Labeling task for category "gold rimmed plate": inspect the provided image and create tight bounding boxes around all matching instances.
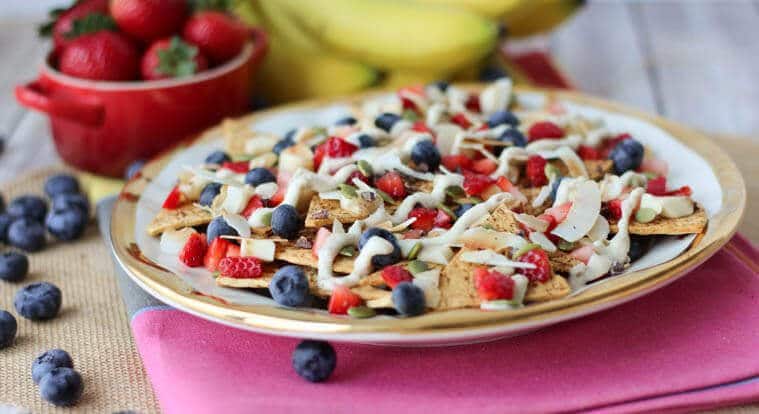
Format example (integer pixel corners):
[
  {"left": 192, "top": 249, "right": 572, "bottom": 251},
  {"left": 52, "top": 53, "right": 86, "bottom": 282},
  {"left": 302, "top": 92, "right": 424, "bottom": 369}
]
[{"left": 110, "top": 86, "right": 745, "bottom": 345}]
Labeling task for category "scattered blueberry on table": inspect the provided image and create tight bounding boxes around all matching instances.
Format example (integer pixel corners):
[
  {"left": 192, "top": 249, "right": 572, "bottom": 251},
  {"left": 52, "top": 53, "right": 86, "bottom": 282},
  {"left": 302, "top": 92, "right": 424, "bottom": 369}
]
[
  {"left": 8, "top": 218, "right": 47, "bottom": 252},
  {"left": 7, "top": 195, "right": 48, "bottom": 222},
  {"left": 292, "top": 340, "right": 337, "bottom": 383},
  {"left": 0, "top": 251, "right": 29, "bottom": 282},
  {"left": 0, "top": 213, "right": 11, "bottom": 243},
  {"left": 51, "top": 193, "right": 91, "bottom": 217},
  {"left": 0, "top": 310, "right": 17, "bottom": 349},
  {"left": 44, "top": 174, "right": 81, "bottom": 198},
  {"left": 392, "top": 281, "right": 427, "bottom": 316},
  {"left": 32, "top": 349, "right": 74, "bottom": 384},
  {"left": 269, "top": 265, "right": 310, "bottom": 307},
  {"left": 14, "top": 282, "right": 62, "bottom": 321},
  {"left": 46, "top": 207, "right": 89, "bottom": 241},
  {"left": 39, "top": 367, "right": 83, "bottom": 407}
]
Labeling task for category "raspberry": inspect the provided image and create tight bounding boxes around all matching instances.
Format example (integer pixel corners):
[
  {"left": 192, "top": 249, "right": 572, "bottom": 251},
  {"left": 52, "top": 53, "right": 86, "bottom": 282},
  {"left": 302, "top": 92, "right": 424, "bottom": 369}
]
[
  {"left": 381, "top": 265, "right": 413, "bottom": 289},
  {"left": 218, "top": 257, "right": 263, "bottom": 279},
  {"left": 577, "top": 145, "right": 601, "bottom": 160},
  {"left": 519, "top": 249, "right": 551, "bottom": 282},
  {"left": 376, "top": 171, "right": 406, "bottom": 199},
  {"left": 471, "top": 158, "right": 497, "bottom": 175},
  {"left": 525, "top": 155, "right": 548, "bottom": 187},
  {"left": 433, "top": 209, "right": 453, "bottom": 229},
  {"left": 527, "top": 121, "right": 564, "bottom": 141},
  {"left": 646, "top": 176, "right": 667, "bottom": 195},
  {"left": 463, "top": 173, "right": 495, "bottom": 196},
  {"left": 162, "top": 186, "right": 182, "bottom": 209},
  {"left": 464, "top": 94, "right": 481, "bottom": 112},
  {"left": 327, "top": 285, "right": 363, "bottom": 315},
  {"left": 314, "top": 137, "right": 358, "bottom": 169},
  {"left": 451, "top": 113, "right": 472, "bottom": 129},
  {"left": 442, "top": 154, "right": 473, "bottom": 172},
  {"left": 473, "top": 268, "right": 515, "bottom": 301},
  {"left": 408, "top": 207, "right": 437, "bottom": 232},
  {"left": 179, "top": 233, "right": 207, "bottom": 267},
  {"left": 603, "top": 199, "right": 623, "bottom": 221}
]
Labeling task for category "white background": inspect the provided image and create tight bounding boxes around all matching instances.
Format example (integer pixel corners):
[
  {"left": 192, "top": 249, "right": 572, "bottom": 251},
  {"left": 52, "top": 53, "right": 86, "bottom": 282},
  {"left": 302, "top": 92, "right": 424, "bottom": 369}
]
[{"left": 2, "top": 1, "right": 70, "bottom": 19}]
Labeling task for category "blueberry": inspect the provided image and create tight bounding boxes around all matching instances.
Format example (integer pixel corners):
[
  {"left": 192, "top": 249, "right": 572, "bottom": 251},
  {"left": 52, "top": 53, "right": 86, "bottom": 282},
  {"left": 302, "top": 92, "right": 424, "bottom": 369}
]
[
  {"left": 549, "top": 177, "right": 565, "bottom": 202},
  {"left": 199, "top": 183, "right": 222, "bottom": 207},
  {"left": 14, "top": 282, "right": 62, "bottom": 320},
  {"left": 292, "top": 340, "right": 336, "bottom": 383},
  {"left": 0, "top": 193, "right": 5, "bottom": 213},
  {"left": 32, "top": 349, "right": 74, "bottom": 384},
  {"left": 487, "top": 110, "right": 520, "bottom": 128},
  {"left": 498, "top": 128, "right": 527, "bottom": 147},
  {"left": 7, "top": 195, "right": 48, "bottom": 222},
  {"left": 284, "top": 129, "right": 297, "bottom": 141},
  {"left": 356, "top": 134, "right": 374, "bottom": 148},
  {"left": 455, "top": 203, "right": 474, "bottom": 218},
  {"left": 51, "top": 193, "right": 90, "bottom": 217},
  {"left": 479, "top": 66, "right": 508, "bottom": 82},
  {"left": 392, "top": 281, "right": 426, "bottom": 316},
  {"left": 0, "top": 310, "right": 16, "bottom": 349},
  {"left": 609, "top": 138, "right": 644, "bottom": 175},
  {"left": 44, "top": 174, "right": 80, "bottom": 198},
  {"left": 124, "top": 159, "right": 146, "bottom": 180},
  {"left": 358, "top": 227, "right": 401, "bottom": 268},
  {"left": 39, "top": 367, "right": 83, "bottom": 407},
  {"left": 245, "top": 168, "right": 276, "bottom": 187},
  {"left": 269, "top": 265, "right": 310, "bottom": 307},
  {"left": 0, "top": 252, "right": 29, "bottom": 282},
  {"left": 46, "top": 207, "right": 88, "bottom": 241},
  {"left": 206, "top": 216, "right": 238, "bottom": 242},
  {"left": 374, "top": 113, "right": 401, "bottom": 132},
  {"left": 334, "top": 116, "right": 357, "bottom": 126},
  {"left": 204, "top": 150, "right": 231, "bottom": 165},
  {"left": 431, "top": 80, "right": 449, "bottom": 92},
  {"left": 410, "top": 140, "right": 441, "bottom": 172},
  {"left": 8, "top": 218, "right": 46, "bottom": 252},
  {"left": 628, "top": 235, "right": 654, "bottom": 262},
  {"left": 271, "top": 205, "right": 302, "bottom": 239},
  {"left": 273, "top": 137, "right": 295, "bottom": 155},
  {"left": 0, "top": 213, "right": 12, "bottom": 243}
]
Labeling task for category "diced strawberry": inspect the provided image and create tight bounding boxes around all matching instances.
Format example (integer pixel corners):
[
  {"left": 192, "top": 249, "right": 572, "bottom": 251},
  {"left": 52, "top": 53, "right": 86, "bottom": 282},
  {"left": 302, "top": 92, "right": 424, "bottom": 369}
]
[
  {"left": 465, "top": 94, "right": 481, "bottom": 112},
  {"left": 221, "top": 161, "right": 250, "bottom": 173},
  {"left": 666, "top": 186, "right": 692, "bottom": 197},
  {"left": 480, "top": 184, "right": 503, "bottom": 200},
  {"left": 204, "top": 237, "right": 233, "bottom": 272},
  {"left": 463, "top": 173, "right": 495, "bottom": 196},
  {"left": 313, "top": 143, "right": 327, "bottom": 170},
  {"left": 577, "top": 145, "right": 601, "bottom": 160},
  {"left": 328, "top": 285, "right": 363, "bottom": 315},
  {"left": 546, "top": 101, "right": 567, "bottom": 115},
  {"left": 312, "top": 227, "right": 331, "bottom": 258},
  {"left": 398, "top": 85, "right": 425, "bottom": 112},
  {"left": 225, "top": 244, "right": 240, "bottom": 258},
  {"left": 545, "top": 201, "right": 572, "bottom": 223},
  {"left": 409, "top": 207, "right": 437, "bottom": 232},
  {"left": 646, "top": 176, "right": 667, "bottom": 195},
  {"left": 519, "top": 248, "right": 552, "bottom": 283},
  {"left": 442, "top": 154, "right": 473, "bottom": 172},
  {"left": 314, "top": 137, "right": 359, "bottom": 170},
  {"left": 473, "top": 267, "right": 515, "bottom": 301},
  {"left": 381, "top": 265, "right": 413, "bottom": 289},
  {"left": 241, "top": 195, "right": 264, "bottom": 218},
  {"left": 537, "top": 213, "right": 557, "bottom": 232},
  {"left": 345, "top": 170, "right": 370, "bottom": 186},
  {"left": 179, "top": 233, "right": 207, "bottom": 267},
  {"left": 434, "top": 208, "right": 453, "bottom": 229},
  {"left": 472, "top": 158, "right": 498, "bottom": 175},
  {"left": 402, "top": 229, "right": 425, "bottom": 239},
  {"left": 525, "top": 155, "right": 548, "bottom": 187},
  {"left": 640, "top": 157, "right": 669, "bottom": 176},
  {"left": 162, "top": 185, "right": 182, "bottom": 209},
  {"left": 604, "top": 199, "right": 623, "bottom": 221},
  {"left": 411, "top": 121, "right": 433, "bottom": 135},
  {"left": 527, "top": 121, "right": 564, "bottom": 141},
  {"left": 269, "top": 171, "right": 291, "bottom": 207},
  {"left": 496, "top": 176, "right": 513, "bottom": 191},
  {"left": 218, "top": 257, "right": 263, "bottom": 279},
  {"left": 376, "top": 171, "right": 406, "bottom": 199},
  {"left": 570, "top": 245, "right": 594, "bottom": 264},
  {"left": 451, "top": 113, "right": 472, "bottom": 129}
]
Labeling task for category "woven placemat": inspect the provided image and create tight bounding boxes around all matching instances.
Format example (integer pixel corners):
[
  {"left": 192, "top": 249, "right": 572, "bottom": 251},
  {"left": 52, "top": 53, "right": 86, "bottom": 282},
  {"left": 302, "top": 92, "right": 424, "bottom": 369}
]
[{"left": 0, "top": 168, "right": 159, "bottom": 413}]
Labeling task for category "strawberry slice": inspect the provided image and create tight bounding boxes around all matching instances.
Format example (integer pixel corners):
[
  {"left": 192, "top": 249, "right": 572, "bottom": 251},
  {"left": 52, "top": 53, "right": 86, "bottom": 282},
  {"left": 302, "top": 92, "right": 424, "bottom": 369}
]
[
  {"left": 218, "top": 257, "right": 263, "bottom": 279},
  {"left": 519, "top": 248, "right": 552, "bottom": 283},
  {"left": 666, "top": 186, "right": 692, "bottom": 197},
  {"left": 570, "top": 245, "right": 594, "bottom": 264},
  {"left": 451, "top": 113, "right": 472, "bottom": 129},
  {"left": 434, "top": 208, "right": 453, "bottom": 229},
  {"left": 411, "top": 121, "right": 433, "bottom": 134},
  {"left": 376, "top": 171, "right": 406, "bottom": 199},
  {"left": 408, "top": 207, "right": 437, "bottom": 232},
  {"left": 312, "top": 227, "right": 331, "bottom": 258},
  {"left": 179, "top": 233, "right": 207, "bottom": 267},
  {"left": 577, "top": 145, "right": 601, "bottom": 160},
  {"left": 328, "top": 285, "right": 363, "bottom": 315},
  {"left": 399, "top": 85, "right": 425, "bottom": 112},
  {"left": 544, "top": 201, "right": 572, "bottom": 223},
  {"left": 442, "top": 154, "right": 473, "bottom": 172},
  {"left": 472, "top": 158, "right": 497, "bottom": 175},
  {"left": 162, "top": 185, "right": 183, "bottom": 209},
  {"left": 225, "top": 244, "right": 240, "bottom": 258},
  {"left": 204, "top": 237, "right": 233, "bottom": 272},
  {"left": 525, "top": 155, "right": 548, "bottom": 187},
  {"left": 241, "top": 195, "right": 264, "bottom": 218},
  {"left": 464, "top": 94, "right": 481, "bottom": 112},
  {"left": 345, "top": 170, "right": 370, "bottom": 186},
  {"left": 314, "top": 137, "right": 359, "bottom": 170},
  {"left": 527, "top": 121, "right": 564, "bottom": 141},
  {"left": 463, "top": 173, "right": 495, "bottom": 196},
  {"left": 381, "top": 265, "right": 413, "bottom": 289},
  {"left": 646, "top": 176, "right": 667, "bottom": 195},
  {"left": 496, "top": 176, "right": 513, "bottom": 191},
  {"left": 221, "top": 161, "right": 249, "bottom": 173},
  {"left": 473, "top": 267, "right": 515, "bottom": 301}
]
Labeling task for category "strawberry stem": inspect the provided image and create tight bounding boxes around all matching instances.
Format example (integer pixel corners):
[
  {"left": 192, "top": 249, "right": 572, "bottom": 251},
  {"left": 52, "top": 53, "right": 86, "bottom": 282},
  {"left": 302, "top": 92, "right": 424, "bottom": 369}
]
[{"left": 157, "top": 36, "right": 200, "bottom": 78}]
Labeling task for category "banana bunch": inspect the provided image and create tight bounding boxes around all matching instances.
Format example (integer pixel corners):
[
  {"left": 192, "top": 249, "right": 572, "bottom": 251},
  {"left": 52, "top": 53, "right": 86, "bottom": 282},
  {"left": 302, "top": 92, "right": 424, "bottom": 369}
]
[{"left": 232, "top": 0, "right": 583, "bottom": 103}]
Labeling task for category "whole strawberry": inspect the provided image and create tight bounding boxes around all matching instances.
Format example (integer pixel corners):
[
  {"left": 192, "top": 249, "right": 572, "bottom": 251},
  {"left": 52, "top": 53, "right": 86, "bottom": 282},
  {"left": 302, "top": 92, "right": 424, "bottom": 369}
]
[
  {"left": 40, "top": 0, "right": 110, "bottom": 51},
  {"left": 141, "top": 37, "right": 209, "bottom": 80},
  {"left": 59, "top": 31, "right": 140, "bottom": 81},
  {"left": 183, "top": 11, "right": 248, "bottom": 64},
  {"left": 110, "top": 0, "right": 188, "bottom": 43}
]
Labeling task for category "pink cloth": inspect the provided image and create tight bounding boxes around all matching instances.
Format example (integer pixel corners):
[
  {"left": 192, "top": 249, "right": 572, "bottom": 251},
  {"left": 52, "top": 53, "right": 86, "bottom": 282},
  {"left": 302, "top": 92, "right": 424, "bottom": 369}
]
[{"left": 132, "top": 235, "right": 759, "bottom": 414}]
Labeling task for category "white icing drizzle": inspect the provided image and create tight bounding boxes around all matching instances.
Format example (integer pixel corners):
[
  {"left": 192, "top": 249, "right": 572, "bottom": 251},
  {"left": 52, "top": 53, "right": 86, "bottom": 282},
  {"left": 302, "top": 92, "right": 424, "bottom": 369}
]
[{"left": 390, "top": 173, "right": 464, "bottom": 223}]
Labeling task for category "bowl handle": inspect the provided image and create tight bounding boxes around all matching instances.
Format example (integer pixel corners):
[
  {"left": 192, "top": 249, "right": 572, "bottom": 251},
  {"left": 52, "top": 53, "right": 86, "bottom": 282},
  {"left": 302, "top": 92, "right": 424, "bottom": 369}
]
[
  {"left": 248, "top": 27, "right": 269, "bottom": 65},
  {"left": 15, "top": 80, "right": 104, "bottom": 127}
]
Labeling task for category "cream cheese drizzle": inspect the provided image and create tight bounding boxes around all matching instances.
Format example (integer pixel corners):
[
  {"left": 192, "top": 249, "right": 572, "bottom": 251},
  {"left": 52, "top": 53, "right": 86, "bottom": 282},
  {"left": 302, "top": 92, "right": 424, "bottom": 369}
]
[{"left": 390, "top": 173, "right": 464, "bottom": 223}]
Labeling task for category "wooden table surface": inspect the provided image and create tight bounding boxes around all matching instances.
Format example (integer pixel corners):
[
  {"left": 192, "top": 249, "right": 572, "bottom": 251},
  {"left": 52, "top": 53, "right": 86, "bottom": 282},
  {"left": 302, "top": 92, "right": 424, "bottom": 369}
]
[{"left": 0, "top": 1, "right": 756, "bottom": 412}]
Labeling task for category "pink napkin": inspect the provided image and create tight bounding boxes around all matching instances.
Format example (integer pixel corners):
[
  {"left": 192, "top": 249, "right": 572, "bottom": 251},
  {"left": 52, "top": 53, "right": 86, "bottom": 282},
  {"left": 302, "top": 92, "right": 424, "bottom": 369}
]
[{"left": 131, "top": 235, "right": 759, "bottom": 414}]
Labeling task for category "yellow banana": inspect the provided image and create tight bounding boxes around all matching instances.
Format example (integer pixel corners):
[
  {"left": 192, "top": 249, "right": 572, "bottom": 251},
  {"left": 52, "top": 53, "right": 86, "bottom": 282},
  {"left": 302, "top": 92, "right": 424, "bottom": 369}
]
[
  {"left": 272, "top": 0, "right": 498, "bottom": 72},
  {"left": 378, "top": 68, "right": 454, "bottom": 89},
  {"left": 413, "top": 0, "right": 523, "bottom": 19},
  {"left": 501, "top": 0, "right": 585, "bottom": 38}
]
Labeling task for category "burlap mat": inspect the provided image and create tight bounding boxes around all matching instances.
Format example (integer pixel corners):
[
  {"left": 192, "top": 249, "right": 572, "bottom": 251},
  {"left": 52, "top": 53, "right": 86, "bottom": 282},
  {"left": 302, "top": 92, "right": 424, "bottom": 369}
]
[{"left": 0, "top": 168, "right": 159, "bottom": 414}]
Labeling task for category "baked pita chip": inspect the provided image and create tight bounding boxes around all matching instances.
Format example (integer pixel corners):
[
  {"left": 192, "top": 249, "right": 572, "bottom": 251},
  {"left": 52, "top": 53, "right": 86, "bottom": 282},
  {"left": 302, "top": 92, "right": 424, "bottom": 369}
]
[
  {"left": 438, "top": 249, "right": 482, "bottom": 310},
  {"left": 304, "top": 196, "right": 379, "bottom": 228},
  {"left": 482, "top": 203, "right": 520, "bottom": 234},
  {"left": 609, "top": 206, "right": 707, "bottom": 236},
  {"left": 274, "top": 246, "right": 355, "bottom": 274},
  {"left": 147, "top": 204, "right": 212, "bottom": 236},
  {"left": 548, "top": 159, "right": 613, "bottom": 181},
  {"left": 549, "top": 251, "right": 583, "bottom": 274},
  {"left": 524, "top": 274, "right": 571, "bottom": 302},
  {"left": 222, "top": 119, "right": 253, "bottom": 155}
]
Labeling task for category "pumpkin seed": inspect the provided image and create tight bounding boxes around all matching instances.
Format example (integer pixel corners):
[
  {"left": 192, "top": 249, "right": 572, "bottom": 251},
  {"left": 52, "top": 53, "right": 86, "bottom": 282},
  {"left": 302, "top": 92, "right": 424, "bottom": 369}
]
[
  {"left": 635, "top": 207, "right": 657, "bottom": 223},
  {"left": 261, "top": 211, "right": 272, "bottom": 226},
  {"left": 437, "top": 204, "right": 457, "bottom": 220},
  {"left": 357, "top": 159, "right": 373, "bottom": 177},
  {"left": 375, "top": 188, "right": 397, "bottom": 205},
  {"left": 402, "top": 109, "right": 418, "bottom": 121},
  {"left": 544, "top": 164, "right": 561, "bottom": 180},
  {"left": 407, "top": 259, "right": 428, "bottom": 275},
  {"left": 445, "top": 185, "right": 466, "bottom": 198},
  {"left": 407, "top": 243, "right": 423, "bottom": 260},
  {"left": 339, "top": 245, "right": 355, "bottom": 257},
  {"left": 513, "top": 243, "right": 541, "bottom": 259},
  {"left": 558, "top": 239, "right": 575, "bottom": 252},
  {"left": 348, "top": 306, "right": 376, "bottom": 319},
  {"left": 339, "top": 184, "right": 358, "bottom": 199}
]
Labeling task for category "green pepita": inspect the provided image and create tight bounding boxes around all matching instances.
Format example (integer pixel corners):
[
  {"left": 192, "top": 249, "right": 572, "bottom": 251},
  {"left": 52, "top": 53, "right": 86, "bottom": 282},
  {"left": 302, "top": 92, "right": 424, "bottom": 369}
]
[
  {"left": 437, "top": 204, "right": 457, "bottom": 220},
  {"left": 407, "top": 242, "right": 423, "bottom": 260},
  {"left": 407, "top": 259, "right": 428, "bottom": 275},
  {"left": 557, "top": 239, "right": 575, "bottom": 252},
  {"left": 357, "top": 159, "right": 373, "bottom": 177},
  {"left": 348, "top": 306, "right": 376, "bottom": 319},
  {"left": 635, "top": 207, "right": 657, "bottom": 223},
  {"left": 375, "top": 188, "right": 397, "bottom": 205},
  {"left": 339, "top": 184, "right": 358, "bottom": 199},
  {"left": 544, "top": 164, "right": 561, "bottom": 181},
  {"left": 339, "top": 246, "right": 355, "bottom": 257},
  {"left": 261, "top": 212, "right": 272, "bottom": 226},
  {"left": 513, "top": 243, "right": 541, "bottom": 259},
  {"left": 445, "top": 185, "right": 466, "bottom": 198},
  {"left": 402, "top": 109, "right": 419, "bottom": 121}
]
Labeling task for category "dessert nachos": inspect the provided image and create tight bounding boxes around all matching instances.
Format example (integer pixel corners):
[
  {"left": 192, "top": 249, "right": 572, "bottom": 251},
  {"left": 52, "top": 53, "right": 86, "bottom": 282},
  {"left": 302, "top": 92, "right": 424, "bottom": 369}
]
[{"left": 147, "top": 78, "right": 707, "bottom": 317}]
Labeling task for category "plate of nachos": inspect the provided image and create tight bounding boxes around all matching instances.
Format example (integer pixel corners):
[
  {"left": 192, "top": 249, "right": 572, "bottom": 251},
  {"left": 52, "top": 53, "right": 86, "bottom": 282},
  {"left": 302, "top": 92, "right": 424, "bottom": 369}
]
[{"left": 110, "top": 79, "right": 745, "bottom": 345}]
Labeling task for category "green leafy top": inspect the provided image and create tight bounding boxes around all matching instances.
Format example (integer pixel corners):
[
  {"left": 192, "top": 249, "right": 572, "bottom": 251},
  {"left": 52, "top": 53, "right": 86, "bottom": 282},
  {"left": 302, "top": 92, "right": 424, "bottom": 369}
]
[
  {"left": 38, "top": 6, "right": 68, "bottom": 37},
  {"left": 157, "top": 36, "right": 201, "bottom": 78},
  {"left": 64, "top": 12, "right": 116, "bottom": 39},
  {"left": 190, "top": 0, "right": 232, "bottom": 12}
]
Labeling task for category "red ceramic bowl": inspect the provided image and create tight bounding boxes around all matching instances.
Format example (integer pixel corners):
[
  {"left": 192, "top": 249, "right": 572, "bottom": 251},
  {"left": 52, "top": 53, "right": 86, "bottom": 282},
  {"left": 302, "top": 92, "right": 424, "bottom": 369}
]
[{"left": 15, "top": 29, "right": 268, "bottom": 177}]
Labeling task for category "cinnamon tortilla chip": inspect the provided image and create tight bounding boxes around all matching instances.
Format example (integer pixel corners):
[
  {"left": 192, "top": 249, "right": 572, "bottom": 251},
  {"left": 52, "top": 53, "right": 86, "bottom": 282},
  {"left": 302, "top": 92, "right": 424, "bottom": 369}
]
[
  {"left": 524, "top": 274, "right": 571, "bottom": 302},
  {"left": 482, "top": 203, "right": 520, "bottom": 233},
  {"left": 147, "top": 204, "right": 212, "bottom": 236},
  {"left": 222, "top": 119, "right": 252, "bottom": 155},
  {"left": 549, "top": 251, "right": 583, "bottom": 274},
  {"left": 304, "top": 196, "right": 376, "bottom": 228},
  {"left": 548, "top": 159, "right": 613, "bottom": 180},
  {"left": 274, "top": 246, "right": 354, "bottom": 274},
  {"left": 609, "top": 206, "right": 707, "bottom": 235},
  {"left": 438, "top": 249, "right": 481, "bottom": 310}
]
